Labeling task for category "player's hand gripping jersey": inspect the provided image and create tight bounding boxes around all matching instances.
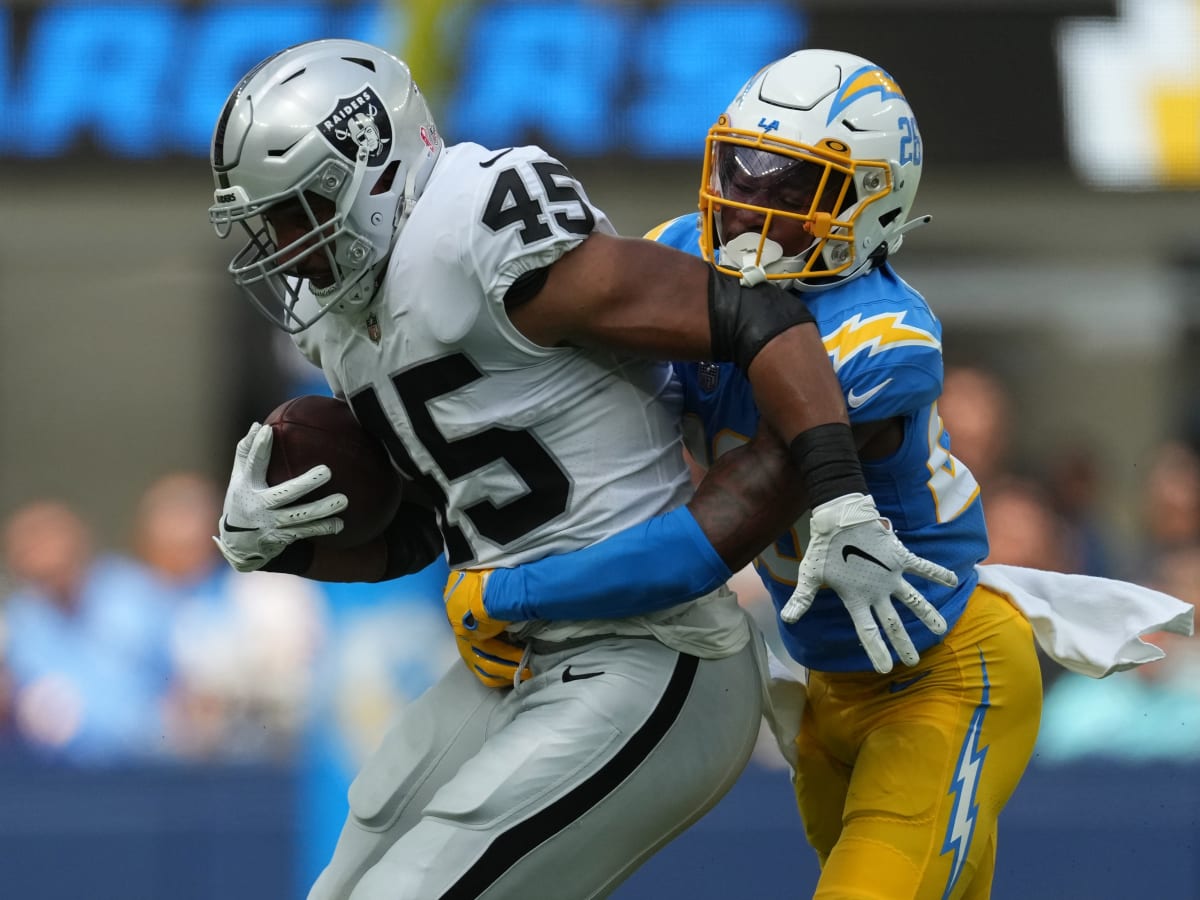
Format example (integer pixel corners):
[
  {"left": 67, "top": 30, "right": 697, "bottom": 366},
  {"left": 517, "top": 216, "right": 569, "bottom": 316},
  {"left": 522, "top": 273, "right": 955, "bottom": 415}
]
[
  {"left": 480, "top": 213, "right": 989, "bottom": 672},
  {"left": 291, "top": 148, "right": 750, "bottom": 658}
]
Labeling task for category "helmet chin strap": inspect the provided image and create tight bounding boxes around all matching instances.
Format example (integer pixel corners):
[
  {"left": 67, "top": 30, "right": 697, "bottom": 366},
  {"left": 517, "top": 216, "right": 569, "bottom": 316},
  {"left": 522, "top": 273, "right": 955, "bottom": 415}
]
[
  {"left": 325, "top": 157, "right": 430, "bottom": 315},
  {"left": 316, "top": 147, "right": 381, "bottom": 313},
  {"left": 319, "top": 149, "right": 437, "bottom": 316},
  {"left": 722, "top": 232, "right": 786, "bottom": 286},
  {"left": 343, "top": 146, "right": 372, "bottom": 214},
  {"left": 395, "top": 164, "right": 423, "bottom": 231}
]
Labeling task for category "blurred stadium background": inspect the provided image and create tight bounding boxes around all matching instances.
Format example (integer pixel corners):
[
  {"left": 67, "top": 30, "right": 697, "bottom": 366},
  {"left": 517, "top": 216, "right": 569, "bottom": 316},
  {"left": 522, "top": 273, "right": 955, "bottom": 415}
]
[{"left": 0, "top": 0, "right": 1198, "bottom": 897}]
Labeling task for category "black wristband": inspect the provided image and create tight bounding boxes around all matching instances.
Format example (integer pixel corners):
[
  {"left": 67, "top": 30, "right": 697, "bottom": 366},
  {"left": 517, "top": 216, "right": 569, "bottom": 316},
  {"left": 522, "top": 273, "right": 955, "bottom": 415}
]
[
  {"left": 788, "top": 423, "right": 869, "bottom": 508},
  {"left": 261, "top": 539, "right": 315, "bottom": 575}
]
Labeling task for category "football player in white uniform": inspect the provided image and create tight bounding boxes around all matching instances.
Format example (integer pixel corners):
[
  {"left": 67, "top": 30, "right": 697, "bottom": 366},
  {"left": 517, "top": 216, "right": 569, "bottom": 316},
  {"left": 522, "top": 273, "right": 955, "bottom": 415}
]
[{"left": 207, "top": 40, "right": 955, "bottom": 899}]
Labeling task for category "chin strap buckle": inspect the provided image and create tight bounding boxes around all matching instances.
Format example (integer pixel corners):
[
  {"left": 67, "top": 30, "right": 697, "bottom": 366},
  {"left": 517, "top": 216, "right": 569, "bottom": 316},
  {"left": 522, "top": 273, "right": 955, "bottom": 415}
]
[{"left": 739, "top": 265, "right": 769, "bottom": 286}]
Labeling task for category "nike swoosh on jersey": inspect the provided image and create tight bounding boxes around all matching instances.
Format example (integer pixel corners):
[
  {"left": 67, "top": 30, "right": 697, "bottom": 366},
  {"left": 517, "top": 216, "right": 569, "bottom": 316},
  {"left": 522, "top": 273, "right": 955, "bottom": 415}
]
[
  {"left": 479, "top": 148, "right": 514, "bottom": 168},
  {"left": 888, "top": 670, "right": 932, "bottom": 693},
  {"left": 562, "top": 666, "right": 605, "bottom": 683},
  {"left": 841, "top": 545, "right": 892, "bottom": 571},
  {"left": 847, "top": 378, "right": 893, "bottom": 409}
]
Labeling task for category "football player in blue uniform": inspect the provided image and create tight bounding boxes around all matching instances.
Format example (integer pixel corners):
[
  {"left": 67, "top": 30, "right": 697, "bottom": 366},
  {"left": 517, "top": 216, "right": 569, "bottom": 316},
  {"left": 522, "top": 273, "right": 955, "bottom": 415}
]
[{"left": 446, "top": 50, "right": 1042, "bottom": 899}]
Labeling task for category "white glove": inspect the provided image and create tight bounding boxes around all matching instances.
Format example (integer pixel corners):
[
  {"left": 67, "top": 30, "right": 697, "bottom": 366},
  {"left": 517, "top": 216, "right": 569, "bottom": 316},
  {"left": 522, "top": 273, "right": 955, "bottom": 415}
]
[
  {"left": 214, "top": 423, "right": 348, "bottom": 573},
  {"left": 781, "top": 492, "right": 957, "bottom": 674}
]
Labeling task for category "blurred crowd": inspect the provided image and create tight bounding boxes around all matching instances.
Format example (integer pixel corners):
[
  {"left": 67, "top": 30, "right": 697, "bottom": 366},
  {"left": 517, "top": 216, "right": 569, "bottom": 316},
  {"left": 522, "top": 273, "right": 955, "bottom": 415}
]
[
  {"left": 935, "top": 366, "right": 1200, "bottom": 764},
  {"left": 0, "top": 473, "right": 456, "bottom": 768},
  {"left": 0, "top": 364, "right": 1197, "bottom": 769}
]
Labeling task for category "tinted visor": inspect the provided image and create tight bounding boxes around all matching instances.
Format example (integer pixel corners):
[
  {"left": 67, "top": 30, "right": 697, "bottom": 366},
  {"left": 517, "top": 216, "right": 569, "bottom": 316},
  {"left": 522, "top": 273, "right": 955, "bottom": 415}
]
[{"left": 716, "top": 144, "right": 854, "bottom": 214}]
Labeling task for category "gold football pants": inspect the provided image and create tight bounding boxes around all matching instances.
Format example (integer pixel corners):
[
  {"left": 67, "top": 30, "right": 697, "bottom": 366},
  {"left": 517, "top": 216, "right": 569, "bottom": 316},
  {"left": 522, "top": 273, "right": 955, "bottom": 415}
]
[{"left": 795, "top": 587, "right": 1042, "bottom": 900}]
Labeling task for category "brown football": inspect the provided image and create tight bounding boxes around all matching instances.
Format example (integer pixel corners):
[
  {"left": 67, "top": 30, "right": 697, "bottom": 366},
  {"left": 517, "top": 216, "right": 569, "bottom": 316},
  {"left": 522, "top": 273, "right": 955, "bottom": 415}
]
[{"left": 264, "top": 394, "right": 403, "bottom": 549}]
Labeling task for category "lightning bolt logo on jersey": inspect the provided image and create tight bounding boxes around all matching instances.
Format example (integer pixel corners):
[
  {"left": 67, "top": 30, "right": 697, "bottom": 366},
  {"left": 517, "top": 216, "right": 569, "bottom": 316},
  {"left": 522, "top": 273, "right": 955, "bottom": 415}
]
[{"left": 651, "top": 213, "right": 988, "bottom": 672}]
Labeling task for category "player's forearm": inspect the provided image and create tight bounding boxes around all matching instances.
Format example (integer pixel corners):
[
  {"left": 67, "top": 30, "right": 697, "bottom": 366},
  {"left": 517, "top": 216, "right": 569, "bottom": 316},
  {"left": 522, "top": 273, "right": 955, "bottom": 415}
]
[
  {"left": 706, "top": 267, "right": 867, "bottom": 508},
  {"left": 692, "top": 262, "right": 867, "bottom": 509},
  {"left": 485, "top": 506, "right": 731, "bottom": 621},
  {"left": 747, "top": 327, "right": 870, "bottom": 508},
  {"left": 264, "top": 538, "right": 389, "bottom": 582},
  {"left": 519, "top": 236, "right": 842, "bottom": 429},
  {"left": 485, "top": 435, "right": 806, "bottom": 622},
  {"left": 685, "top": 431, "right": 808, "bottom": 571},
  {"left": 747, "top": 324, "right": 850, "bottom": 443},
  {"left": 262, "top": 502, "right": 443, "bottom": 582}
]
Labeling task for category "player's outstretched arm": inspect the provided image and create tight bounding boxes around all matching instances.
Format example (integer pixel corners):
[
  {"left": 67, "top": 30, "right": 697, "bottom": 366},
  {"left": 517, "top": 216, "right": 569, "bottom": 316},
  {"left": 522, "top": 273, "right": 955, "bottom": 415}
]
[
  {"left": 510, "top": 232, "right": 850, "bottom": 446},
  {"left": 466, "top": 416, "right": 955, "bottom": 674},
  {"left": 441, "top": 428, "right": 795, "bottom": 690},
  {"left": 501, "top": 233, "right": 956, "bottom": 668},
  {"left": 514, "top": 232, "right": 880, "bottom": 520},
  {"left": 460, "top": 425, "right": 801, "bottom": 627}
]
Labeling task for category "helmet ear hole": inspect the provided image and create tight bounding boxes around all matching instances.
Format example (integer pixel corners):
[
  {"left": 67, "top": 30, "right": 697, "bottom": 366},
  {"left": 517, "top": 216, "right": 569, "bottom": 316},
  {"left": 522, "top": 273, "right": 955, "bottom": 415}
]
[
  {"left": 877, "top": 207, "right": 902, "bottom": 229},
  {"left": 370, "top": 160, "right": 401, "bottom": 196}
]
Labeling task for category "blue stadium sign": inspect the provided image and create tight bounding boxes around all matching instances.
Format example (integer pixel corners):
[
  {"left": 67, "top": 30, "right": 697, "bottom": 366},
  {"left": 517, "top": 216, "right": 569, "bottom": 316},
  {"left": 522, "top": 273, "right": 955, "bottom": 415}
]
[{"left": 0, "top": 1, "right": 805, "bottom": 159}]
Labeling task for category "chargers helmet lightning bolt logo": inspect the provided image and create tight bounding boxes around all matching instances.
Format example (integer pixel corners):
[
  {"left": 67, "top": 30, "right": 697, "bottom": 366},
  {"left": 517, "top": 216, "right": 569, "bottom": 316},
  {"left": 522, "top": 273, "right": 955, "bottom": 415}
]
[
  {"left": 941, "top": 649, "right": 991, "bottom": 899},
  {"left": 825, "top": 65, "right": 907, "bottom": 125}
]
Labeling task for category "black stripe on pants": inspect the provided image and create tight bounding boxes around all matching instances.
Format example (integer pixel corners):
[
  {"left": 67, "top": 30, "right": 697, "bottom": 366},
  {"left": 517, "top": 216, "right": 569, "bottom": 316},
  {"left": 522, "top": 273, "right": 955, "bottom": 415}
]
[{"left": 441, "top": 652, "right": 701, "bottom": 899}]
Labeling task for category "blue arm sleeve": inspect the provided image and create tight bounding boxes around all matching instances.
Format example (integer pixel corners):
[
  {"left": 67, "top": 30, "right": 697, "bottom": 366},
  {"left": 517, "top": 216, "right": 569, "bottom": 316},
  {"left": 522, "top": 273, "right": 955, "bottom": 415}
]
[{"left": 484, "top": 506, "right": 733, "bottom": 621}]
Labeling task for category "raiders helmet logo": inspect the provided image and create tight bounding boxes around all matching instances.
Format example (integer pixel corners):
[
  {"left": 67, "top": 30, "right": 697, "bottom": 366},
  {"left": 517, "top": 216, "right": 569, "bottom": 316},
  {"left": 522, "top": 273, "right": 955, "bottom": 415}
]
[{"left": 318, "top": 86, "right": 392, "bottom": 167}]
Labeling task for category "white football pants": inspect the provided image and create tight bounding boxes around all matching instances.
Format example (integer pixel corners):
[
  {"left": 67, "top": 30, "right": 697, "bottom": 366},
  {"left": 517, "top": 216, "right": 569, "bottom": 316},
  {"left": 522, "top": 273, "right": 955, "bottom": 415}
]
[{"left": 309, "top": 633, "right": 767, "bottom": 899}]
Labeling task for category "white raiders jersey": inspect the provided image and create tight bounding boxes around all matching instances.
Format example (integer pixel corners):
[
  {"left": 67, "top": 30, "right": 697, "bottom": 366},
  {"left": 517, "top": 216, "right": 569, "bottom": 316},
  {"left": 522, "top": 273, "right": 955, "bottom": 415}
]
[{"left": 292, "top": 143, "right": 749, "bottom": 656}]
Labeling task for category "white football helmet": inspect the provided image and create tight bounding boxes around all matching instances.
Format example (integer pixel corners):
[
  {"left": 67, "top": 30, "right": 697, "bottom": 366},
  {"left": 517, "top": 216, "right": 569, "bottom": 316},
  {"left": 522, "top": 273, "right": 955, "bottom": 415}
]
[
  {"left": 209, "top": 40, "right": 442, "bottom": 332},
  {"left": 699, "top": 49, "right": 929, "bottom": 291}
]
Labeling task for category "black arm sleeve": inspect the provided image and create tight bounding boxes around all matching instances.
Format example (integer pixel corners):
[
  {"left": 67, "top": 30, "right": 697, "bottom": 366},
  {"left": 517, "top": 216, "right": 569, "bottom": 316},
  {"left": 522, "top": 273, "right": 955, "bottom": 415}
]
[
  {"left": 503, "top": 266, "right": 551, "bottom": 311},
  {"left": 379, "top": 502, "right": 446, "bottom": 580},
  {"left": 707, "top": 268, "right": 815, "bottom": 370},
  {"left": 261, "top": 539, "right": 315, "bottom": 575},
  {"left": 259, "top": 502, "right": 444, "bottom": 580}
]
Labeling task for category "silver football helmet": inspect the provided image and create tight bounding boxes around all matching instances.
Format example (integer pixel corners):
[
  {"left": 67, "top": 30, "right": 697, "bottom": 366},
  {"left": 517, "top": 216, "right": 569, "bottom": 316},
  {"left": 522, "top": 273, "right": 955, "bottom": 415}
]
[
  {"left": 699, "top": 49, "right": 929, "bottom": 291},
  {"left": 209, "top": 40, "right": 442, "bottom": 332}
]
